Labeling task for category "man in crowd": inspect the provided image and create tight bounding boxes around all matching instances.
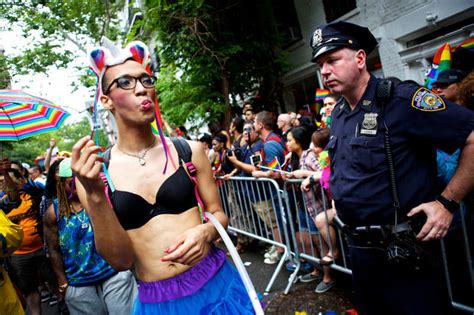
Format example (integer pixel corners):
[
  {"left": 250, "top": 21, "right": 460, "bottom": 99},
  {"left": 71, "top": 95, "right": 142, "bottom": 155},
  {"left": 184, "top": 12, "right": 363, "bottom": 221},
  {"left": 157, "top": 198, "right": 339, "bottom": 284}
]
[
  {"left": 309, "top": 20, "right": 474, "bottom": 314},
  {"left": 28, "top": 166, "right": 46, "bottom": 189},
  {"left": 276, "top": 113, "right": 292, "bottom": 145},
  {"left": 251, "top": 111, "right": 287, "bottom": 264}
]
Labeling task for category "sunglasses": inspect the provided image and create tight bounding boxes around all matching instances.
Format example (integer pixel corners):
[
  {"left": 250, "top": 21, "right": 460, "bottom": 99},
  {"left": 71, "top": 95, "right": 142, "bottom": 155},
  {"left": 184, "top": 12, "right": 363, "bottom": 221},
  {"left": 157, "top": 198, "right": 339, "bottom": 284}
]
[{"left": 243, "top": 127, "right": 253, "bottom": 132}]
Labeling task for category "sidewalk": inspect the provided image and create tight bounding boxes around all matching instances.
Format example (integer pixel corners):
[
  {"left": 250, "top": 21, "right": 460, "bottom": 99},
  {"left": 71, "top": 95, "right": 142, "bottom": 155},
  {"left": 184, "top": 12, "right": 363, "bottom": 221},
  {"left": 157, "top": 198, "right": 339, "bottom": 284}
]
[{"left": 235, "top": 243, "right": 356, "bottom": 314}]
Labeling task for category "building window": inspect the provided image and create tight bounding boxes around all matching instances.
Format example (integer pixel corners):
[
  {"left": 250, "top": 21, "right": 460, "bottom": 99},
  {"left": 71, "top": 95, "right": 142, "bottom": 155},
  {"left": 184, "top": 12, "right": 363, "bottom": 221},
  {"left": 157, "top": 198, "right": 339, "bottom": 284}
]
[
  {"left": 273, "top": 0, "right": 303, "bottom": 48},
  {"left": 323, "top": 0, "right": 357, "bottom": 22}
]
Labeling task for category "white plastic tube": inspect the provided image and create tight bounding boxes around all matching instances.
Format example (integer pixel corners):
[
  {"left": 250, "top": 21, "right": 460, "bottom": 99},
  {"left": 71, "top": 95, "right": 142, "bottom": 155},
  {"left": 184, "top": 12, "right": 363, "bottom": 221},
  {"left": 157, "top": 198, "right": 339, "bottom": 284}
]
[{"left": 205, "top": 212, "right": 264, "bottom": 315}]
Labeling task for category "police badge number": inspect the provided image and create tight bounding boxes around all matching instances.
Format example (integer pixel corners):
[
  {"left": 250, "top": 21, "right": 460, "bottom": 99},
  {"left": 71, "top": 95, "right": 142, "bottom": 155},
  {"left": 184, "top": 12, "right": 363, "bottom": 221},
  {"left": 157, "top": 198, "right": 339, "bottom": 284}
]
[
  {"left": 411, "top": 87, "right": 446, "bottom": 112},
  {"left": 360, "top": 113, "right": 378, "bottom": 136}
]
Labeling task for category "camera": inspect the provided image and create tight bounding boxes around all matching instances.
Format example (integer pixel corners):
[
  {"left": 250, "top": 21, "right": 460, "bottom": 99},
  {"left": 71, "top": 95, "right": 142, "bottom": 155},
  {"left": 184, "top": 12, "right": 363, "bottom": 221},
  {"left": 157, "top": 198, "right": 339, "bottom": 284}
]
[
  {"left": 250, "top": 153, "right": 262, "bottom": 166},
  {"left": 226, "top": 149, "right": 233, "bottom": 157},
  {"left": 385, "top": 230, "right": 429, "bottom": 271}
]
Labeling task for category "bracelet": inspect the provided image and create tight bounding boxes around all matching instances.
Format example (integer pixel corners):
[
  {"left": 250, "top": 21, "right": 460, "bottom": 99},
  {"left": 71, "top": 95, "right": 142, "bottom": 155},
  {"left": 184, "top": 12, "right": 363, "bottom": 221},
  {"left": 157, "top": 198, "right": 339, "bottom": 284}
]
[
  {"left": 58, "top": 283, "right": 68, "bottom": 293},
  {"left": 309, "top": 176, "right": 315, "bottom": 186}
]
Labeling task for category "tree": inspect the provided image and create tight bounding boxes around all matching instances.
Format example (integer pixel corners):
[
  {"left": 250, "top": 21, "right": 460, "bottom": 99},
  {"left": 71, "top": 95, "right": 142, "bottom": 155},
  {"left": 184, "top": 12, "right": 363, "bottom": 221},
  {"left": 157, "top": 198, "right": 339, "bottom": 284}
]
[
  {"left": 140, "top": 0, "right": 287, "bottom": 127},
  {"left": 0, "top": 0, "right": 123, "bottom": 77},
  {"left": 1, "top": 0, "right": 289, "bottom": 130}
]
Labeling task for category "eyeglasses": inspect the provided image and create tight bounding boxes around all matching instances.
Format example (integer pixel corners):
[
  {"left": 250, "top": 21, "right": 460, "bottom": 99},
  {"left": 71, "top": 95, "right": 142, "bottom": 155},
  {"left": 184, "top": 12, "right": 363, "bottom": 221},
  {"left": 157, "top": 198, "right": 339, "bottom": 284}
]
[{"left": 105, "top": 74, "right": 157, "bottom": 94}]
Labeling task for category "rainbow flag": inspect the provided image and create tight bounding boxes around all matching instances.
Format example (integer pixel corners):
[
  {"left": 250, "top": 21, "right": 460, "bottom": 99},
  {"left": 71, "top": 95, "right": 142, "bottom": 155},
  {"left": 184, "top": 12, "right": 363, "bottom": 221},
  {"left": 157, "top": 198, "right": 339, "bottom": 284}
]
[
  {"left": 425, "top": 43, "right": 451, "bottom": 89},
  {"left": 267, "top": 157, "right": 281, "bottom": 170},
  {"left": 453, "top": 37, "right": 474, "bottom": 52},
  {"left": 315, "top": 88, "right": 330, "bottom": 101}
]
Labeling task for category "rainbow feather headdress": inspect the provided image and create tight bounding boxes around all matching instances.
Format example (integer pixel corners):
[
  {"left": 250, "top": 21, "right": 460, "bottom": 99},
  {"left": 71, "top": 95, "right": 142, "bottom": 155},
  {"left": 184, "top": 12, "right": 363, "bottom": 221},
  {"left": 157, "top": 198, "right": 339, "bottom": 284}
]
[{"left": 88, "top": 38, "right": 175, "bottom": 173}]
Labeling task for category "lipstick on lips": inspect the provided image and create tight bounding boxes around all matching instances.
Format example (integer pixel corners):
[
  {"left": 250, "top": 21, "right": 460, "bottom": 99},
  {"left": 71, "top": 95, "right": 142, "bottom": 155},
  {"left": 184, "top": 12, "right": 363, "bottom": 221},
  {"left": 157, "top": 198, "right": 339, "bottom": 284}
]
[{"left": 141, "top": 99, "right": 152, "bottom": 110}]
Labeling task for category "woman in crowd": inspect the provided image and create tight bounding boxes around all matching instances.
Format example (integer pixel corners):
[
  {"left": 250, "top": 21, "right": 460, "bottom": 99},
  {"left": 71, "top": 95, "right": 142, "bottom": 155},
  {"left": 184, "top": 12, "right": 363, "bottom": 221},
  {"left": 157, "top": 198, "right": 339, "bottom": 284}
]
[
  {"left": 71, "top": 41, "right": 253, "bottom": 314},
  {"left": 281, "top": 127, "right": 323, "bottom": 277},
  {"left": 301, "top": 128, "right": 337, "bottom": 293},
  {"left": 43, "top": 158, "right": 136, "bottom": 314}
]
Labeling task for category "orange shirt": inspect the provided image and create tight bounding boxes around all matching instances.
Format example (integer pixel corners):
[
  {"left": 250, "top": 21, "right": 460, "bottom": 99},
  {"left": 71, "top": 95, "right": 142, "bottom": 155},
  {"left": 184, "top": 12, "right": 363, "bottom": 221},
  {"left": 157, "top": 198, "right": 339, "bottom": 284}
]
[{"left": 6, "top": 192, "right": 43, "bottom": 255}]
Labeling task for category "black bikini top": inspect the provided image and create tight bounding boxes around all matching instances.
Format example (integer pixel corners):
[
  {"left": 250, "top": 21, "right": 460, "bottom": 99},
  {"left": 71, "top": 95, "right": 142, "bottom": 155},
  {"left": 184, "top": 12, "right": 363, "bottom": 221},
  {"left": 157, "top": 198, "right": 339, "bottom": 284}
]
[{"left": 103, "top": 138, "right": 198, "bottom": 230}]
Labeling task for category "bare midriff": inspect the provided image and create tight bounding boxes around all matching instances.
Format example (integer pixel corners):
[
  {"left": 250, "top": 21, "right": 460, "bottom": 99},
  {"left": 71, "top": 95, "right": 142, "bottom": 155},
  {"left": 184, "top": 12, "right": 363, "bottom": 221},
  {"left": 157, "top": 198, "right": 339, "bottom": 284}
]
[{"left": 127, "top": 207, "right": 211, "bottom": 282}]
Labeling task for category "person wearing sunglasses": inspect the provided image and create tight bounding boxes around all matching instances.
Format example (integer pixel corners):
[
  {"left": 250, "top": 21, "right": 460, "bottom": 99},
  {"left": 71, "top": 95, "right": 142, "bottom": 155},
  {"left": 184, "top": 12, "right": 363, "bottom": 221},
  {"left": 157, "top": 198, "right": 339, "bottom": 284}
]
[
  {"left": 432, "top": 69, "right": 467, "bottom": 103},
  {"left": 71, "top": 41, "right": 253, "bottom": 314}
]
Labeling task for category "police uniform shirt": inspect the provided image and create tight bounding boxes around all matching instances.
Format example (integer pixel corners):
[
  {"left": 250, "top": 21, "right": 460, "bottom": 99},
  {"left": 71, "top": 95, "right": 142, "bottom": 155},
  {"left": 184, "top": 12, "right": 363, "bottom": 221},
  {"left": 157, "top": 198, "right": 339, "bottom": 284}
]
[{"left": 328, "top": 75, "right": 474, "bottom": 226}]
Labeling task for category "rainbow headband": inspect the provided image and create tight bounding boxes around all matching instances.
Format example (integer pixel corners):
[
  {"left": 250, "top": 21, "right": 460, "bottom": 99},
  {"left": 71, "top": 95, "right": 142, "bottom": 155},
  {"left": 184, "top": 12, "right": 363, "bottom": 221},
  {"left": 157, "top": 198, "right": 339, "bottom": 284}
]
[{"left": 88, "top": 38, "right": 175, "bottom": 173}]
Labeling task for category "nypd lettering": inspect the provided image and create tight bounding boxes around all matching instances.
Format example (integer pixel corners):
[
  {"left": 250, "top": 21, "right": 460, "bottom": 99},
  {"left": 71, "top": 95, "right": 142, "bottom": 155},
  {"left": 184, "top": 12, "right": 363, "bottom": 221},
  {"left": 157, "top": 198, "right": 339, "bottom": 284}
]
[
  {"left": 360, "top": 113, "right": 378, "bottom": 136},
  {"left": 411, "top": 87, "right": 446, "bottom": 112}
]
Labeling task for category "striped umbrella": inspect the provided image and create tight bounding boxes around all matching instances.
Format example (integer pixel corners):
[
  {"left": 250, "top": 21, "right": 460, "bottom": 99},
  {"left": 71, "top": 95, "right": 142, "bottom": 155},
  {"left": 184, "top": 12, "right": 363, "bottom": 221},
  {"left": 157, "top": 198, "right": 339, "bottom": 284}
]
[{"left": 0, "top": 90, "right": 70, "bottom": 141}]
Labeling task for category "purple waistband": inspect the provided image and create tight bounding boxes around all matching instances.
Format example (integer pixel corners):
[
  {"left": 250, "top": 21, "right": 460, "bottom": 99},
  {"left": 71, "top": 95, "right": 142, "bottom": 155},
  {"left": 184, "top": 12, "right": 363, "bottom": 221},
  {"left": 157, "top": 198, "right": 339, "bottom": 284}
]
[{"left": 138, "top": 247, "right": 226, "bottom": 303}]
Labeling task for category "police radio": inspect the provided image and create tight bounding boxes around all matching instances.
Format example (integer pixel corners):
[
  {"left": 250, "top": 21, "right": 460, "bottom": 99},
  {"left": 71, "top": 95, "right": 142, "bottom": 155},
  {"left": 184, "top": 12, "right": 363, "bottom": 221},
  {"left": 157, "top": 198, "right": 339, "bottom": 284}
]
[{"left": 376, "top": 79, "right": 394, "bottom": 103}]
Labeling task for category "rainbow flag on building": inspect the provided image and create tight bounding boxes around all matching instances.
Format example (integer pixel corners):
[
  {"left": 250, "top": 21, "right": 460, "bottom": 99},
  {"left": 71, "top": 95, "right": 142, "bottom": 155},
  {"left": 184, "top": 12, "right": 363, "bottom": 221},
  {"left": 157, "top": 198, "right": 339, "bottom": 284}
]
[
  {"left": 267, "top": 157, "right": 281, "bottom": 170},
  {"left": 453, "top": 37, "right": 474, "bottom": 52},
  {"left": 315, "top": 88, "right": 330, "bottom": 101},
  {"left": 424, "top": 43, "right": 451, "bottom": 89}
]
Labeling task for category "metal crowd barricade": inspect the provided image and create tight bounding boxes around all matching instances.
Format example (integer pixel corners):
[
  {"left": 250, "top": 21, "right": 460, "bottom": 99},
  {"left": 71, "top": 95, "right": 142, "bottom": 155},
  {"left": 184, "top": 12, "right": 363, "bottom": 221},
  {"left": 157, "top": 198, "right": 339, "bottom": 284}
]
[
  {"left": 283, "top": 179, "right": 352, "bottom": 277},
  {"left": 217, "top": 175, "right": 474, "bottom": 312},
  {"left": 440, "top": 202, "right": 474, "bottom": 313},
  {"left": 216, "top": 176, "right": 298, "bottom": 294}
]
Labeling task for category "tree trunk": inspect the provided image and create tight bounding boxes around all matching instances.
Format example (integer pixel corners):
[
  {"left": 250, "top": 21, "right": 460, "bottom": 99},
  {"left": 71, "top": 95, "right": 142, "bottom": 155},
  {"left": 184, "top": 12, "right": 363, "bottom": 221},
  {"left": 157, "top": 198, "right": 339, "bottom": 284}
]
[{"left": 221, "top": 67, "right": 232, "bottom": 128}]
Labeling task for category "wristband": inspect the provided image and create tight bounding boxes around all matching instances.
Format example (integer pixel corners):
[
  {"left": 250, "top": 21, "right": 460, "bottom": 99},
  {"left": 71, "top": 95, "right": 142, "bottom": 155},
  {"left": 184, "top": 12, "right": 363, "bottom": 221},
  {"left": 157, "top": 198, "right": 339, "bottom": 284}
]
[
  {"left": 309, "top": 176, "right": 315, "bottom": 186},
  {"left": 58, "top": 283, "right": 69, "bottom": 293},
  {"left": 436, "top": 195, "right": 459, "bottom": 213}
]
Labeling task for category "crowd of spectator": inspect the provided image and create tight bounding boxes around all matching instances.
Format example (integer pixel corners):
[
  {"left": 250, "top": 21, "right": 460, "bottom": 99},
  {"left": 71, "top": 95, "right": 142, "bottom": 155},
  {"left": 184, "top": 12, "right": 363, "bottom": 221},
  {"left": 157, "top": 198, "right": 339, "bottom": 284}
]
[{"left": 0, "top": 62, "right": 473, "bottom": 313}]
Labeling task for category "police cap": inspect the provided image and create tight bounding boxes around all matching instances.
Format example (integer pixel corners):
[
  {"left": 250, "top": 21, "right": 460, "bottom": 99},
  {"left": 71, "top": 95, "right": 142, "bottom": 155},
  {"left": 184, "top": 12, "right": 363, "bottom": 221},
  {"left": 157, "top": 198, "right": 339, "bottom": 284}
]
[
  {"left": 310, "top": 21, "right": 378, "bottom": 62},
  {"left": 434, "top": 69, "right": 467, "bottom": 85}
]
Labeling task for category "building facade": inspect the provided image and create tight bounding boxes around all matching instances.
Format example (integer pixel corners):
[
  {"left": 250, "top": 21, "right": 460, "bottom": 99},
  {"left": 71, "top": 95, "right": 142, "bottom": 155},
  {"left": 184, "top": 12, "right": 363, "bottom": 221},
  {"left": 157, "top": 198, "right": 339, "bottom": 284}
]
[{"left": 281, "top": 0, "right": 474, "bottom": 112}]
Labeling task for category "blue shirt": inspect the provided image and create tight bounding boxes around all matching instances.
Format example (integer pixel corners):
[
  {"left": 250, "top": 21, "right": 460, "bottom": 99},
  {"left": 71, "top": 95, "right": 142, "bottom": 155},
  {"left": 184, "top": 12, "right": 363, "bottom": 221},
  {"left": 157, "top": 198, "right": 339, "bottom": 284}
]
[
  {"left": 262, "top": 132, "right": 285, "bottom": 165},
  {"left": 328, "top": 76, "right": 474, "bottom": 225},
  {"left": 53, "top": 200, "right": 117, "bottom": 286}
]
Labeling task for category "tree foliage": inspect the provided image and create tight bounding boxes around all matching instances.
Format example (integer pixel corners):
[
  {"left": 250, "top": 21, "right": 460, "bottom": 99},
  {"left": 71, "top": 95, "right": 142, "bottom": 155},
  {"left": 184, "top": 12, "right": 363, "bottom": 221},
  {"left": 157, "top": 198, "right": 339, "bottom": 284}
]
[
  {"left": 142, "top": 0, "right": 287, "bottom": 127},
  {"left": 0, "top": 0, "right": 123, "bottom": 77},
  {"left": 1, "top": 0, "right": 289, "bottom": 130}
]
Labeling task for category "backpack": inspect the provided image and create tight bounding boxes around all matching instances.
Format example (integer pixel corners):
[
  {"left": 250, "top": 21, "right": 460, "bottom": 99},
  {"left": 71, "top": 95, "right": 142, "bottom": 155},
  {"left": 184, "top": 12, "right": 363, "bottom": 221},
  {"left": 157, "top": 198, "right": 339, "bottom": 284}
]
[{"left": 260, "top": 133, "right": 287, "bottom": 164}]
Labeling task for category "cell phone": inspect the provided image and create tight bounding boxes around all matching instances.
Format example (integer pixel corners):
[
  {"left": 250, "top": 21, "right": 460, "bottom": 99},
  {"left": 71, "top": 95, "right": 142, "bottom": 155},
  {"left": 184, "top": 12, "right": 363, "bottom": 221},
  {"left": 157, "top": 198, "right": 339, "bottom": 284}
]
[{"left": 250, "top": 154, "right": 262, "bottom": 166}]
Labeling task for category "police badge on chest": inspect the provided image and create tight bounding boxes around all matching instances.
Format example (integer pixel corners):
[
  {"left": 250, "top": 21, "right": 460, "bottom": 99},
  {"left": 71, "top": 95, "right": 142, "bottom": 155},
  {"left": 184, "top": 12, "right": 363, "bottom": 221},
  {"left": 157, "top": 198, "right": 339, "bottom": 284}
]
[{"left": 360, "top": 113, "right": 378, "bottom": 136}]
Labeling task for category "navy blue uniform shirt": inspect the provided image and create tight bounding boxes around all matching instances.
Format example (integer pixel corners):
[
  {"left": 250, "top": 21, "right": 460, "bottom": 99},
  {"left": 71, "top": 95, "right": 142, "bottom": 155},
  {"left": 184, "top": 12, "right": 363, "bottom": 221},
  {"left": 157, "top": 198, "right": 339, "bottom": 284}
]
[{"left": 328, "top": 76, "right": 474, "bottom": 226}]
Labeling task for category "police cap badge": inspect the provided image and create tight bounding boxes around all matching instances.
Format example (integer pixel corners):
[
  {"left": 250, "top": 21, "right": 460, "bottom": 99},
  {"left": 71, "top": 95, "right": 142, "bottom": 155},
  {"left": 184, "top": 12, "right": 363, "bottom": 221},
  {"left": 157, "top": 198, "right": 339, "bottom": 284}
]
[{"left": 310, "top": 21, "right": 378, "bottom": 62}]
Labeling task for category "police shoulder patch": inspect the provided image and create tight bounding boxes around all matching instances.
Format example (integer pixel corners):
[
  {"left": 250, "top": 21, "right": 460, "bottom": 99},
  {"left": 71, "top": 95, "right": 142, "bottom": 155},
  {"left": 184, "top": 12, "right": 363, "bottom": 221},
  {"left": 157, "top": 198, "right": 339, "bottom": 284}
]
[{"left": 411, "top": 87, "right": 446, "bottom": 112}]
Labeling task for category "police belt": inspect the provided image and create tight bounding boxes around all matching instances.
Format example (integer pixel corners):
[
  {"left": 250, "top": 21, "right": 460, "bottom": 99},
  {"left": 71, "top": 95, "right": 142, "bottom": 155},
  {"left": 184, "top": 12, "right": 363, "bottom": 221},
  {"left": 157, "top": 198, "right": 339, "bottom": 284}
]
[{"left": 334, "top": 215, "right": 412, "bottom": 247}]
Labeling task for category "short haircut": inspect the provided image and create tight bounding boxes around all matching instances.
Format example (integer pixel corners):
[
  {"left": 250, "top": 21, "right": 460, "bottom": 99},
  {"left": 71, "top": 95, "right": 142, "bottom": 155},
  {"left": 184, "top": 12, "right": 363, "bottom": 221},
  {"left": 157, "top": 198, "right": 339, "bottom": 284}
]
[
  {"left": 232, "top": 116, "right": 245, "bottom": 134},
  {"left": 255, "top": 111, "right": 274, "bottom": 130},
  {"left": 312, "top": 128, "right": 330, "bottom": 149},
  {"left": 30, "top": 166, "right": 43, "bottom": 173}
]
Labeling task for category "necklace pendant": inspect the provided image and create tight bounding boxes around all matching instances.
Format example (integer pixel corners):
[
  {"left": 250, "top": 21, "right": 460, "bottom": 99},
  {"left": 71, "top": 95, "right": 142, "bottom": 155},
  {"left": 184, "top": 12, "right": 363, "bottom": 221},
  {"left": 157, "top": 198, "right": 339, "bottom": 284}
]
[
  {"left": 81, "top": 223, "right": 89, "bottom": 229},
  {"left": 138, "top": 157, "right": 146, "bottom": 166}
]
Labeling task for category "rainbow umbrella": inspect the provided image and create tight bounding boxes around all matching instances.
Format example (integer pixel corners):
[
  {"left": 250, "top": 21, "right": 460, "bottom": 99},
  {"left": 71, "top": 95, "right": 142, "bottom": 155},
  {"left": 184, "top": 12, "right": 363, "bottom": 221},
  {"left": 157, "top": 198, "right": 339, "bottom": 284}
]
[{"left": 0, "top": 90, "right": 70, "bottom": 141}]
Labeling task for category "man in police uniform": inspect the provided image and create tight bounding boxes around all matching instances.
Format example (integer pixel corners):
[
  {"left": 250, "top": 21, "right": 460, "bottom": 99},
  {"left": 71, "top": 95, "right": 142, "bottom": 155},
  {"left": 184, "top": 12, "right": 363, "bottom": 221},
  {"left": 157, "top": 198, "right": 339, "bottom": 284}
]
[{"left": 309, "top": 21, "right": 474, "bottom": 315}]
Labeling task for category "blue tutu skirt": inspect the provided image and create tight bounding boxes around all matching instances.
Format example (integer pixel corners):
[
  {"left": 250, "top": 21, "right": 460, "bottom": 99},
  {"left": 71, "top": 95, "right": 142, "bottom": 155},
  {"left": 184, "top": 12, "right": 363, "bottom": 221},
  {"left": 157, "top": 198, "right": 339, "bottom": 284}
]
[{"left": 132, "top": 248, "right": 254, "bottom": 314}]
